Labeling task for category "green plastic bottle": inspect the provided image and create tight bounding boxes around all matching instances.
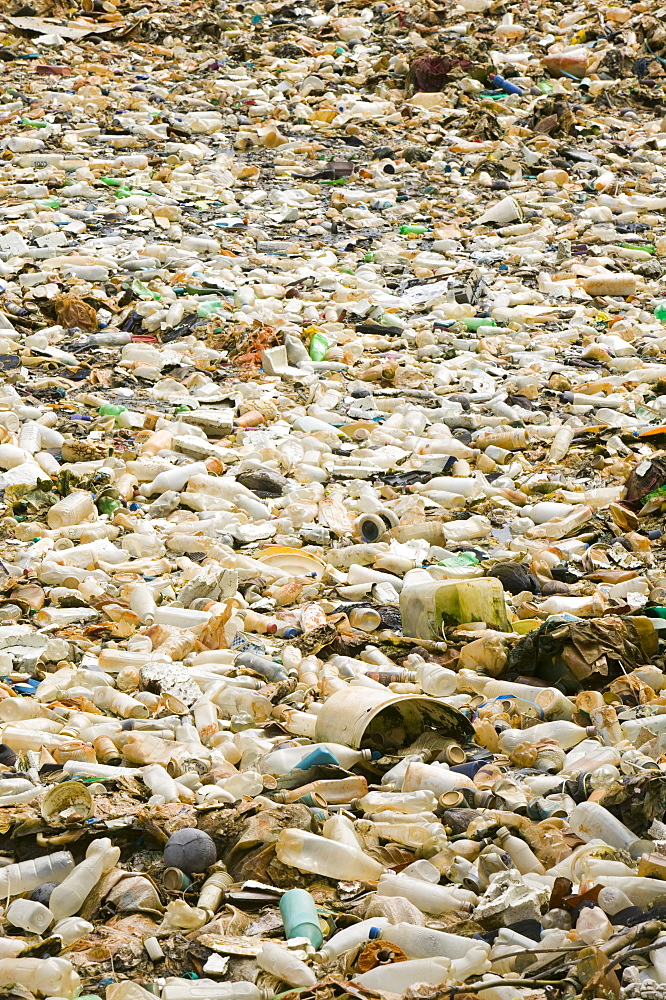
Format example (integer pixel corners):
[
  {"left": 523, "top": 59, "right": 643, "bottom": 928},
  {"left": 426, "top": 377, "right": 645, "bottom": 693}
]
[
  {"left": 309, "top": 332, "right": 329, "bottom": 361},
  {"left": 654, "top": 300, "right": 666, "bottom": 322},
  {"left": 99, "top": 404, "right": 125, "bottom": 417},
  {"left": 400, "top": 225, "right": 429, "bottom": 235},
  {"left": 463, "top": 317, "right": 496, "bottom": 331}
]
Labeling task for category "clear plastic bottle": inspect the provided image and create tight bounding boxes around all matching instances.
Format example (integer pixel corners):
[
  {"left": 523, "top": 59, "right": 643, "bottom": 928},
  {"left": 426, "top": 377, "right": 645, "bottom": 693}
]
[
  {"left": 568, "top": 802, "right": 638, "bottom": 851},
  {"left": 402, "top": 761, "right": 475, "bottom": 796},
  {"left": 276, "top": 829, "right": 383, "bottom": 881},
  {"left": 259, "top": 743, "right": 371, "bottom": 774},
  {"left": 354, "top": 790, "right": 438, "bottom": 814},
  {"left": 49, "top": 837, "right": 121, "bottom": 920},
  {"left": 377, "top": 872, "right": 477, "bottom": 914}
]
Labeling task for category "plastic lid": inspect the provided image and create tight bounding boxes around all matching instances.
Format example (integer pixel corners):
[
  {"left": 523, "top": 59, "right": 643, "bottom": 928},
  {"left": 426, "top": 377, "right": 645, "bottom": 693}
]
[{"left": 368, "top": 926, "right": 382, "bottom": 939}]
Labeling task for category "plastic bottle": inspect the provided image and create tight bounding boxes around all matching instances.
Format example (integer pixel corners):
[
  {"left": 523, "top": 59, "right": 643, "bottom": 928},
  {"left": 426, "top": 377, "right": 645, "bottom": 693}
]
[
  {"left": 488, "top": 74, "right": 523, "bottom": 95},
  {"left": 0, "top": 958, "right": 80, "bottom": 999},
  {"left": 402, "top": 762, "right": 475, "bottom": 796},
  {"left": 257, "top": 942, "right": 316, "bottom": 987},
  {"left": 355, "top": 790, "right": 438, "bottom": 814},
  {"left": 197, "top": 869, "right": 234, "bottom": 917},
  {"left": 597, "top": 886, "right": 635, "bottom": 915},
  {"left": 377, "top": 872, "right": 477, "bottom": 914},
  {"left": 495, "top": 827, "right": 545, "bottom": 875},
  {"left": 6, "top": 897, "right": 54, "bottom": 934},
  {"left": 162, "top": 981, "right": 273, "bottom": 1000},
  {"left": 576, "top": 907, "right": 613, "bottom": 946},
  {"left": 353, "top": 957, "right": 453, "bottom": 991},
  {"left": 568, "top": 802, "right": 639, "bottom": 852},
  {"left": 129, "top": 583, "right": 157, "bottom": 624},
  {"left": 47, "top": 492, "right": 97, "bottom": 529},
  {"left": 498, "top": 721, "right": 593, "bottom": 754},
  {"left": 381, "top": 922, "right": 490, "bottom": 960},
  {"left": 411, "top": 660, "right": 458, "bottom": 697},
  {"left": 280, "top": 888, "right": 323, "bottom": 948},
  {"left": 316, "top": 918, "right": 390, "bottom": 962},
  {"left": 142, "top": 764, "right": 183, "bottom": 803},
  {"left": 259, "top": 743, "right": 371, "bottom": 774},
  {"left": 276, "top": 829, "right": 383, "bottom": 881},
  {"left": 549, "top": 425, "right": 575, "bottom": 463},
  {"left": 49, "top": 838, "right": 121, "bottom": 920},
  {"left": 0, "top": 852, "right": 74, "bottom": 896}
]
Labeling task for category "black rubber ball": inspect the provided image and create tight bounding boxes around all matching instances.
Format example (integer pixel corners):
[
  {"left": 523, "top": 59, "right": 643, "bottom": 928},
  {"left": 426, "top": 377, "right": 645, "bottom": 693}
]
[
  {"left": 163, "top": 829, "right": 216, "bottom": 874},
  {"left": 30, "top": 882, "right": 57, "bottom": 906}
]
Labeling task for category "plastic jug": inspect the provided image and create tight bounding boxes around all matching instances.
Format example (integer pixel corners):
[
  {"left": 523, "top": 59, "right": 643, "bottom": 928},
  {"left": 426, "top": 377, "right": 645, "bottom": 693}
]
[{"left": 400, "top": 577, "right": 511, "bottom": 637}]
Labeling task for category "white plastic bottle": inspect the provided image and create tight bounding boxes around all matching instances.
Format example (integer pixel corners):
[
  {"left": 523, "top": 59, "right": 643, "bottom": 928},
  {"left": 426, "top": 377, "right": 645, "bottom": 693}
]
[
  {"left": 412, "top": 661, "right": 458, "bottom": 697},
  {"left": 316, "top": 918, "right": 391, "bottom": 962},
  {"left": 49, "top": 837, "right": 121, "bottom": 920},
  {"left": 352, "top": 957, "right": 452, "bottom": 991},
  {"left": 0, "top": 958, "right": 80, "bottom": 998},
  {"left": 257, "top": 942, "right": 316, "bottom": 987},
  {"left": 597, "top": 886, "right": 634, "bottom": 915},
  {"left": 381, "top": 922, "right": 490, "bottom": 960},
  {"left": 495, "top": 827, "right": 546, "bottom": 875},
  {"left": 0, "top": 852, "right": 74, "bottom": 896},
  {"left": 47, "top": 492, "right": 96, "bottom": 529},
  {"left": 498, "top": 721, "right": 593, "bottom": 754},
  {"left": 6, "top": 898, "right": 54, "bottom": 934},
  {"left": 162, "top": 981, "right": 273, "bottom": 1000}
]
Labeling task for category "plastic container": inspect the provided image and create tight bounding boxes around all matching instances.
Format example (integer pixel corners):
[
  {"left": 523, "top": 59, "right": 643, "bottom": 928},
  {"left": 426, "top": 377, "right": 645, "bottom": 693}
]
[
  {"left": 0, "top": 958, "right": 80, "bottom": 998},
  {"left": 568, "top": 802, "right": 639, "bottom": 851},
  {"left": 0, "top": 852, "right": 74, "bottom": 897},
  {"left": 276, "top": 829, "right": 383, "bottom": 881},
  {"left": 400, "top": 578, "right": 511, "bottom": 637},
  {"left": 47, "top": 492, "right": 96, "bottom": 529},
  {"left": 376, "top": 872, "right": 477, "bottom": 914},
  {"left": 49, "top": 838, "right": 121, "bottom": 920},
  {"left": 257, "top": 942, "right": 316, "bottom": 987}
]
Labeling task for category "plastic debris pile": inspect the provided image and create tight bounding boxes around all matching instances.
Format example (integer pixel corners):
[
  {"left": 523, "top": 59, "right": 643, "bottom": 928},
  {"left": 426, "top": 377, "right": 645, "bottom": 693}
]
[{"left": 3, "top": 0, "right": 666, "bottom": 999}]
